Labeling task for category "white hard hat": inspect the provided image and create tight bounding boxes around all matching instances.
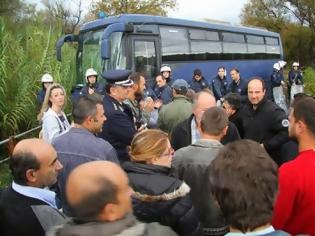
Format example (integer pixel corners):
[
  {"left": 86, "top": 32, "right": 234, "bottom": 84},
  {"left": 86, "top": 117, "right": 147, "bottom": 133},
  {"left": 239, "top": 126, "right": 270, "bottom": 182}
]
[
  {"left": 292, "top": 62, "right": 299, "bottom": 67},
  {"left": 160, "top": 65, "right": 171, "bottom": 73},
  {"left": 273, "top": 62, "right": 281, "bottom": 71},
  {"left": 41, "top": 73, "right": 53, "bottom": 83},
  {"left": 278, "top": 60, "right": 287, "bottom": 69},
  {"left": 85, "top": 68, "right": 98, "bottom": 82}
]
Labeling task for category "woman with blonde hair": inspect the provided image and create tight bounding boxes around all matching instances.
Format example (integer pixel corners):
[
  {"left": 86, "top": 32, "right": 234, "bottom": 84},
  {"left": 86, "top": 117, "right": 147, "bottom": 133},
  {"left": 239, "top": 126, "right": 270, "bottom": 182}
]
[
  {"left": 37, "top": 83, "right": 70, "bottom": 143},
  {"left": 123, "top": 129, "right": 201, "bottom": 236}
]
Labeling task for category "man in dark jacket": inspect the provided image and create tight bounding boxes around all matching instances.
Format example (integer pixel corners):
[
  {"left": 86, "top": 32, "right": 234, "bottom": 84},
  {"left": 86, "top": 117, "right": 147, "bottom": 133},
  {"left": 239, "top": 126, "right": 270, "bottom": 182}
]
[
  {"left": 53, "top": 96, "right": 119, "bottom": 216},
  {"left": 171, "top": 107, "right": 229, "bottom": 235},
  {"left": 154, "top": 74, "right": 172, "bottom": 104},
  {"left": 212, "top": 66, "right": 228, "bottom": 101},
  {"left": 189, "top": 68, "right": 209, "bottom": 92},
  {"left": 223, "top": 92, "right": 244, "bottom": 138},
  {"left": 48, "top": 161, "right": 177, "bottom": 236},
  {"left": 171, "top": 90, "right": 240, "bottom": 151},
  {"left": 99, "top": 70, "right": 137, "bottom": 163},
  {"left": 242, "top": 78, "right": 289, "bottom": 163},
  {"left": 227, "top": 68, "right": 248, "bottom": 103},
  {"left": 0, "top": 139, "right": 66, "bottom": 236}
]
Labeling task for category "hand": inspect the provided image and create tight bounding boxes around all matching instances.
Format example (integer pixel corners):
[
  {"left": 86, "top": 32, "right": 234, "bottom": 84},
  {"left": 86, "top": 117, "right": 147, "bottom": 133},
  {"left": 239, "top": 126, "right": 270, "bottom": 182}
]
[
  {"left": 88, "top": 87, "right": 95, "bottom": 95},
  {"left": 154, "top": 99, "right": 163, "bottom": 109},
  {"left": 142, "top": 97, "right": 155, "bottom": 112},
  {"left": 137, "top": 123, "right": 148, "bottom": 132}
]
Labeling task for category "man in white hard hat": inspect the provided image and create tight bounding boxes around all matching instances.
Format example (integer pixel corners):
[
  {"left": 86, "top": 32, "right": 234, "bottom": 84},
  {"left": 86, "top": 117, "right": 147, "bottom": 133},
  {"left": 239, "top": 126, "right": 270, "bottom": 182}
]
[
  {"left": 271, "top": 61, "right": 288, "bottom": 112},
  {"left": 37, "top": 73, "right": 54, "bottom": 107},
  {"left": 288, "top": 62, "right": 303, "bottom": 101},
  {"left": 80, "top": 68, "right": 105, "bottom": 97}
]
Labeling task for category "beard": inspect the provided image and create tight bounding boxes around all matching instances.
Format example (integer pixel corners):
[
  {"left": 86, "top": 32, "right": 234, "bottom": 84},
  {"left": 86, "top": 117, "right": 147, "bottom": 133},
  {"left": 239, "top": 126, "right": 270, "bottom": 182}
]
[{"left": 135, "top": 91, "right": 144, "bottom": 102}]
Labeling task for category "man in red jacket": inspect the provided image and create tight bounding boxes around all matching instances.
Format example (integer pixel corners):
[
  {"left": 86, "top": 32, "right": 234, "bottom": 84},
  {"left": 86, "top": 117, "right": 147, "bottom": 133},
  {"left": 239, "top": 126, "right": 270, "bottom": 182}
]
[{"left": 272, "top": 97, "right": 315, "bottom": 235}]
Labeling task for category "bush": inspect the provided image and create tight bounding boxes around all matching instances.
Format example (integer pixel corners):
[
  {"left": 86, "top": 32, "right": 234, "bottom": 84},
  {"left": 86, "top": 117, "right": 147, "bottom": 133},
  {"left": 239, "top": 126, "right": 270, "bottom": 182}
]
[
  {"left": 0, "top": 16, "right": 76, "bottom": 142},
  {"left": 304, "top": 67, "right": 315, "bottom": 96}
]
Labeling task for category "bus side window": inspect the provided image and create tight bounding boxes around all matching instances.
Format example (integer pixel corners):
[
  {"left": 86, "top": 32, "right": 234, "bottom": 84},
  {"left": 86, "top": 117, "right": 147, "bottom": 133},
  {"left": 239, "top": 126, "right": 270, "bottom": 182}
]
[{"left": 134, "top": 40, "right": 157, "bottom": 79}]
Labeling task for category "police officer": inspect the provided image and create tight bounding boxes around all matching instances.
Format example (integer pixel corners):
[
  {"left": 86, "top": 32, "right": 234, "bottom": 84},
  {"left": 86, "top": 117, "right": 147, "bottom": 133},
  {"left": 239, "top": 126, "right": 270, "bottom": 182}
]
[
  {"left": 189, "top": 68, "right": 209, "bottom": 92},
  {"left": 212, "top": 66, "right": 228, "bottom": 102},
  {"left": 227, "top": 68, "right": 248, "bottom": 103},
  {"left": 71, "top": 68, "right": 105, "bottom": 104},
  {"left": 37, "top": 73, "right": 54, "bottom": 107},
  {"left": 271, "top": 61, "right": 288, "bottom": 112},
  {"left": 160, "top": 64, "right": 172, "bottom": 84},
  {"left": 99, "top": 69, "right": 137, "bottom": 163},
  {"left": 242, "top": 77, "right": 289, "bottom": 164},
  {"left": 288, "top": 62, "right": 304, "bottom": 101}
]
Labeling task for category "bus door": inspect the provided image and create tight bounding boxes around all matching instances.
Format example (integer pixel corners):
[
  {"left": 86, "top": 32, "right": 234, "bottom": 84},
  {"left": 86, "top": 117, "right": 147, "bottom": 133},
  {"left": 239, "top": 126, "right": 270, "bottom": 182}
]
[{"left": 129, "top": 35, "right": 161, "bottom": 85}]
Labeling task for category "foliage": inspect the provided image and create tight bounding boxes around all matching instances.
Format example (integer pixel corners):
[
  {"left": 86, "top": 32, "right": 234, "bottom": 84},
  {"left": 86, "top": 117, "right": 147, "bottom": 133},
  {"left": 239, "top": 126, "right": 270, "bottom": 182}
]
[
  {"left": 41, "top": 0, "right": 83, "bottom": 34},
  {"left": 240, "top": 0, "right": 289, "bottom": 32},
  {"left": 281, "top": 24, "right": 314, "bottom": 66},
  {"left": 240, "top": 0, "right": 315, "bottom": 66},
  {"left": 90, "top": 0, "right": 177, "bottom": 18},
  {"left": 0, "top": 14, "right": 76, "bottom": 144},
  {"left": 0, "top": 163, "right": 11, "bottom": 187},
  {"left": 303, "top": 67, "right": 315, "bottom": 96}
]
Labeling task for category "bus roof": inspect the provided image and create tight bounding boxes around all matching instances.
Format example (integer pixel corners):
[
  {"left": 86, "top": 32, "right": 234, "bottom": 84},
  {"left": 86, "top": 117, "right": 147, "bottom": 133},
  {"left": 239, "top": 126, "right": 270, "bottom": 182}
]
[{"left": 80, "top": 14, "right": 280, "bottom": 37}]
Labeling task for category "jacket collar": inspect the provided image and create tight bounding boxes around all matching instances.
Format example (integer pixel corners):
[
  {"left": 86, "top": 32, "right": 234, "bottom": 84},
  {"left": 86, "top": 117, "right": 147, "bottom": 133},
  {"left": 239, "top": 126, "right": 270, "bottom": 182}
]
[
  {"left": 192, "top": 139, "right": 223, "bottom": 148},
  {"left": 12, "top": 182, "right": 57, "bottom": 208},
  {"left": 123, "top": 162, "right": 170, "bottom": 176},
  {"left": 248, "top": 96, "right": 267, "bottom": 112},
  {"left": 173, "top": 95, "right": 189, "bottom": 101},
  {"left": 58, "top": 213, "right": 143, "bottom": 236}
]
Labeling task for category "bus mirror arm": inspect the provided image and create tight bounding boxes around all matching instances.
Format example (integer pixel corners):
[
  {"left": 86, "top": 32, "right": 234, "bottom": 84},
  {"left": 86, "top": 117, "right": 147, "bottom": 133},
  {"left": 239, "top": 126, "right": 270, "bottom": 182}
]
[
  {"left": 56, "top": 34, "right": 78, "bottom": 61},
  {"left": 101, "top": 39, "right": 111, "bottom": 59},
  {"left": 101, "top": 23, "right": 134, "bottom": 60}
]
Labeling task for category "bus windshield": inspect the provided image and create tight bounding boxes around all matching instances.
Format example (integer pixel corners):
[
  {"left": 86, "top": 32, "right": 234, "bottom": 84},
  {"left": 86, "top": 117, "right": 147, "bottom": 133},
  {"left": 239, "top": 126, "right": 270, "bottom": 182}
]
[{"left": 80, "top": 31, "right": 126, "bottom": 83}]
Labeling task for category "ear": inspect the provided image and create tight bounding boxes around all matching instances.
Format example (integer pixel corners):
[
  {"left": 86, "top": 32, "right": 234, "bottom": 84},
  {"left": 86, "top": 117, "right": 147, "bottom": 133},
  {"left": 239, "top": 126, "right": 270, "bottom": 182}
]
[
  {"left": 85, "top": 115, "right": 93, "bottom": 124},
  {"left": 222, "top": 126, "right": 229, "bottom": 136},
  {"left": 100, "top": 203, "right": 117, "bottom": 222},
  {"left": 109, "top": 86, "right": 116, "bottom": 95},
  {"left": 26, "top": 169, "right": 37, "bottom": 183},
  {"left": 296, "top": 120, "right": 306, "bottom": 134},
  {"left": 132, "top": 83, "right": 138, "bottom": 91}
]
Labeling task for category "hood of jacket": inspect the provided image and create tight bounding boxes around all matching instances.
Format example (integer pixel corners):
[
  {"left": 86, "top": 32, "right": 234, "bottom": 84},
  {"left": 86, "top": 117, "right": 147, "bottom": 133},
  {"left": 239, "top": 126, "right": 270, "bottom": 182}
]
[{"left": 48, "top": 213, "right": 147, "bottom": 236}]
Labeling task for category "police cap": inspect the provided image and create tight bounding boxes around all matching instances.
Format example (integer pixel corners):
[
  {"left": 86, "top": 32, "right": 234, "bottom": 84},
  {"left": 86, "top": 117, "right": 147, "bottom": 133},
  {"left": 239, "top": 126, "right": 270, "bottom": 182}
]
[{"left": 102, "top": 69, "right": 133, "bottom": 86}]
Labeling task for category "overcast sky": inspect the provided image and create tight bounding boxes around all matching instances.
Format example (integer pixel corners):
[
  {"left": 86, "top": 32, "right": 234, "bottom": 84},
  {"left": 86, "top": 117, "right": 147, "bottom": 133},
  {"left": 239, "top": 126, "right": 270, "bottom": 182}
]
[
  {"left": 168, "top": 0, "right": 248, "bottom": 24},
  {"left": 27, "top": 0, "right": 248, "bottom": 24}
]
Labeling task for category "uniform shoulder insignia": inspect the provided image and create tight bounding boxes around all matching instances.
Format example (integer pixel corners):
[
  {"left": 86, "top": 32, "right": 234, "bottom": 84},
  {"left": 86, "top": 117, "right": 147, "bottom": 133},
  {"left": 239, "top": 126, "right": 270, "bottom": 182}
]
[
  {"left": 281, "top": 119, "right": 289, "bottom": 127},
  {"left": 118, "top": 105, "right": 124, "bottom": 112},
  {"left": 113, "top": 103, "right": 118, "bottom": 111}
]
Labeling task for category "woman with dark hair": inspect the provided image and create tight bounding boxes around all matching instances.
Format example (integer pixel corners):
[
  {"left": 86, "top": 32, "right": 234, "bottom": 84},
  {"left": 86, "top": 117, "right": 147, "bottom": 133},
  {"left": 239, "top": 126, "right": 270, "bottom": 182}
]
[{"left": 123, "top": 129, "right": 201, "bottom": 236}]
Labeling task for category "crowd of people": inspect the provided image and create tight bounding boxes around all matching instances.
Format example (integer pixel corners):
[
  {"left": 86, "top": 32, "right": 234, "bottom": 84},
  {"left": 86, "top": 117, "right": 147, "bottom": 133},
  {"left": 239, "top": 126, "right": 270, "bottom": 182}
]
[{"left": 0, "top": 61, "right": 314, "bottom": 236}]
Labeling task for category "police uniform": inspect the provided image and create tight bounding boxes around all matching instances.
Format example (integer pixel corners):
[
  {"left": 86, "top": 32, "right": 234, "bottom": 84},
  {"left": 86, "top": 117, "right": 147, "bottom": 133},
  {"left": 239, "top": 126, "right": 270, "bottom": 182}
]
[
  {"left": 99, "top": 70, "right": 137, "bottom": 163},
  {"left": 241, "top": 97, "right": 289, "bottom": 163},
  {"left": 228, "top": 78, "right": 248, "bottom": 103}
]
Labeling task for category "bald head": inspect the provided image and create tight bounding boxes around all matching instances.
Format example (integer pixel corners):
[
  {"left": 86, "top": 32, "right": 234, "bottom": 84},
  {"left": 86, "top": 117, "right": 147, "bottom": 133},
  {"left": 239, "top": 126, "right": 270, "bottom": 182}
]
[
  {"left": 193, "top": 91, "right": 216, "bottom": 125},
  {"left": 66, "top": 161, "right": 132, "bottom": 221},
  {"left": 13, "top": 138, "right": 55, "bottom": 159},
  {"left": 10, "top": 138, "right": 62, "bottom": 187},
  {"left": 248, "top": 78, "right": 266, "bottom": 106}
]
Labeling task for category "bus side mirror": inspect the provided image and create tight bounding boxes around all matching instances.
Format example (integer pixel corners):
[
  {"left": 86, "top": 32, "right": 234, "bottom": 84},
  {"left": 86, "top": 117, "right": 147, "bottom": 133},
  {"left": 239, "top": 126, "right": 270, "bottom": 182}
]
[
  {"left": 101, "top": 39, "right": 111, "bottom": 60},
  {"left": 56, "top": 34, "right": 78, "bottom": 61}
]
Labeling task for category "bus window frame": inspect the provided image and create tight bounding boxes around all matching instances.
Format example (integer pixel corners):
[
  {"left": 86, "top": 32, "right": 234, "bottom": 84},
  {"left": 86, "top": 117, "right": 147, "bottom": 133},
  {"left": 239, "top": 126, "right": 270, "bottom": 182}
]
[{"left": 129, "top": 34, "right": 161, "bottom": 83}]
